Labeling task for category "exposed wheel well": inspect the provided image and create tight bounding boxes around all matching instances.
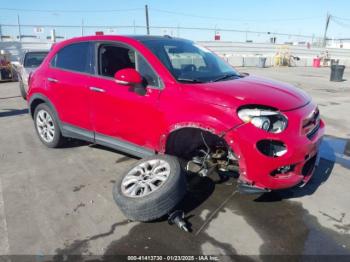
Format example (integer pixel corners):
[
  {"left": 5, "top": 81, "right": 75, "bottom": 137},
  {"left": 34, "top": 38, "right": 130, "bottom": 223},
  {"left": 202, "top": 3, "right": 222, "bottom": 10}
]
[
  {"left": 165, "top": 127, "right": 228, "bottom": 159},
  {"left": 30, "top": 98, "right": 45, "bottom": 118}
]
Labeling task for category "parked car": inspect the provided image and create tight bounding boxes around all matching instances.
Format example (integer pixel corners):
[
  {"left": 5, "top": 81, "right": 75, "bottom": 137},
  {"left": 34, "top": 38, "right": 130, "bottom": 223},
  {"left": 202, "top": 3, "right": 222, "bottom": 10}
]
[
  {"left": 27, "top": 35, "right": 325, "bottom": 221},
  {"left": 18, "top": 50, "right": 48, "bottom": 99}
]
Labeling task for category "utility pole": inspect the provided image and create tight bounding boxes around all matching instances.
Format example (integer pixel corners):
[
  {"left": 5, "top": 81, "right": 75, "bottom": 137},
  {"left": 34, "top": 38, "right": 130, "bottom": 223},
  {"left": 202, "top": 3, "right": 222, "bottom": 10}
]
[
  {"left": 17, "top": 14, "right": 22, "bottom": 42},
  {"left": 322, "top": 12, "right": 331, "bottom": 48},
  {"left": 145, "top": 5, "right": 150, "bottom": 35},
  {"left": 81, "top": 19, "right": 84, "bottom": 36}
]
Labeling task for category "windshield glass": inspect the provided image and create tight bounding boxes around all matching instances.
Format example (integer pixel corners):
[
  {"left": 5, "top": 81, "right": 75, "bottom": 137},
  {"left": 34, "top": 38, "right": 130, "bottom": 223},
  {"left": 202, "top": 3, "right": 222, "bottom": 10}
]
[
  {"left": 141, "top": 39, "right": 240, "bottom": 83},
  {"left": 24, "top": 52, "right": 48, "bottom": 68}
]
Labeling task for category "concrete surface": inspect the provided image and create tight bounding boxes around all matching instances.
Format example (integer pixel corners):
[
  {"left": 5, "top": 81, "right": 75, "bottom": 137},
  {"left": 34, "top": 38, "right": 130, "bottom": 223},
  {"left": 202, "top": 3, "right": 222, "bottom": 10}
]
[{"left": 0, "top": 67, "right": 350, "bottom": 259}]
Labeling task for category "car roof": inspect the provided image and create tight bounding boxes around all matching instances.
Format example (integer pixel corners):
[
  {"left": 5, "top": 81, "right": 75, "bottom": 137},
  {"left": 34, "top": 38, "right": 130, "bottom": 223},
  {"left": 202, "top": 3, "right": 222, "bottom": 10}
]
[
  {"left": 56, "top": 35, "right": 190, "bottom": 46},
  {"left": 126, "top": 35, "right": 190, "bottom": 42}
]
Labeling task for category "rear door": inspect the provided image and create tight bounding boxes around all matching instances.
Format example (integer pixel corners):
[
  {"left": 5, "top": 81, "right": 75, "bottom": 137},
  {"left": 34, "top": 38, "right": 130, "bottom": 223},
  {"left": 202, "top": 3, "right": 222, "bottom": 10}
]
[{"left": 47, "top": 42, "right": 94, "bottom": 135}]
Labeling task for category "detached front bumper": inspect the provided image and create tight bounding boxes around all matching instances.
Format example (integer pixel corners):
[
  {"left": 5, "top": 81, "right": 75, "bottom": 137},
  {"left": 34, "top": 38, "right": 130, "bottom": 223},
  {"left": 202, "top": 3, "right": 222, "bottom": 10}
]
[{"left": 224, "top": 102, "right": 325, "bottom": 190}]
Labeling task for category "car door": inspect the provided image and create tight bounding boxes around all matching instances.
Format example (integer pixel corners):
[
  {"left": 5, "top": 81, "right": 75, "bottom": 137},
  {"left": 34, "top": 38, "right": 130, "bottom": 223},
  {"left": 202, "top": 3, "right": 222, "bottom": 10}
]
[
  {"left": 47, "top": 42, "right": 94, "bottom": 137},
  {"left": 89, "top": 42, "right": 163, "bottom": 155}
]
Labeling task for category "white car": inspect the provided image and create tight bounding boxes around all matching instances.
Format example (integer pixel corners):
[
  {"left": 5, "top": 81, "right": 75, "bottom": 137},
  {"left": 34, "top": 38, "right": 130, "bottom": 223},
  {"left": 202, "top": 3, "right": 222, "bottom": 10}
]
[{"left": 18, "top": 50, "right": 48, "bottom": 99}]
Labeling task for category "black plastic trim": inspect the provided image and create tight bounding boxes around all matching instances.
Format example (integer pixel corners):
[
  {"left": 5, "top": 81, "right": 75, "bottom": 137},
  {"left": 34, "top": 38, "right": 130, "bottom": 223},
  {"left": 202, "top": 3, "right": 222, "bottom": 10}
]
[
  {"left": 61, "top": 123, "right": 94, "bottom": 142},
  {"left": 95, "top": 132, "right": 155, "bottom": 158}
]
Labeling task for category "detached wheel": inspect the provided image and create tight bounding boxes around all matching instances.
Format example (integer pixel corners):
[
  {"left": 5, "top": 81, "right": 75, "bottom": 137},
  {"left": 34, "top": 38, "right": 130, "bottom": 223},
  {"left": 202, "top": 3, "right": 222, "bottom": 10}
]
[
  {"left": 19, "top": 81, "right": 27, "bottom": 100},
  {"left": 113, "top": 155, "right": 186, "bottom": 222},
  {"left": 34, "top": 103, "right": 65, "bottom": 148}
]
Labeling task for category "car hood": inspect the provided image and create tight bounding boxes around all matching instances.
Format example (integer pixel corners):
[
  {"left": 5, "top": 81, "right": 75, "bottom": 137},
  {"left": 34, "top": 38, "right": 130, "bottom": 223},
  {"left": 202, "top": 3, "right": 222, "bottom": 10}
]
[{"left": 183, "top": 75, "right": 311, "bottom": 111}]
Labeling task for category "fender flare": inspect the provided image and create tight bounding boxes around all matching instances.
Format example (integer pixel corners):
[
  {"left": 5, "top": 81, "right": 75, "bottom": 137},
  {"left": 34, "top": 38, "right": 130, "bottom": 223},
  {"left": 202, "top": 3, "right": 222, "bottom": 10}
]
[
  {"left": 28, "top": 93, "right": 62, "bottom": 129},
  {"left": 159, "top": 122, "right": 223, "bottom": 153}
]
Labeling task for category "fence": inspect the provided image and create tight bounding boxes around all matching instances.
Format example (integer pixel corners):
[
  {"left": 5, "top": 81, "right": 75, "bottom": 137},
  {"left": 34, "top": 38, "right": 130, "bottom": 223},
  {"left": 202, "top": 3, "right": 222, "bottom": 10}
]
[
  {"left": 1, "top": 23, "right": 350, "bottom": 67},
  {"left": 0, "top": 23, "right": 325, "bottom": 45}
]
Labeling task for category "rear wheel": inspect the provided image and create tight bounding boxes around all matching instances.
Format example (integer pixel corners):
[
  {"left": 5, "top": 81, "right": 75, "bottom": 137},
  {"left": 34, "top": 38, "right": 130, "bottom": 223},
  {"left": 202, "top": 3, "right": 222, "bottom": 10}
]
[{"left": 34, "top": 103, "right": 65, "bottom": 148}]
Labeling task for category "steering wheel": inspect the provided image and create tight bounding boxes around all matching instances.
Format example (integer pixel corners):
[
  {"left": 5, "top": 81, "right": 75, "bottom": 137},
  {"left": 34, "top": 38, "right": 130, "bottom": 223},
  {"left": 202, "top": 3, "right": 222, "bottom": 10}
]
[{"left": 183, "top": 64, "right": 197, "bottom": 72}]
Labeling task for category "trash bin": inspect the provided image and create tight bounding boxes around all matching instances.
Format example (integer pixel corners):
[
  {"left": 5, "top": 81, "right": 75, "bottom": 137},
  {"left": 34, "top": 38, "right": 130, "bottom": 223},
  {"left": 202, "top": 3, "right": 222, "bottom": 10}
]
[
  {"left": 330, "top": 59, "right": 339, "bottom": 66},
  {"left": 257, "top": 57, "right": 267, "bottom": 68},
  {"left": 330, "top": 65, "right": 345, "bottom": 82},
  {"left": 313, "top": 58, "right": 321, "bottom": 67}
]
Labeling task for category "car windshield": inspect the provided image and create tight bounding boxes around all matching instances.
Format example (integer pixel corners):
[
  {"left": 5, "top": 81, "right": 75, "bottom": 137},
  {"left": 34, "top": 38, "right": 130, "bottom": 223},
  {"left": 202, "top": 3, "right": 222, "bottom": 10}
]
[
  {"left": 141, "top": 39, "right": 240, "bottom": 83},
  {"left": 24, "top": 52, "right": 48, "bottom": 68}
]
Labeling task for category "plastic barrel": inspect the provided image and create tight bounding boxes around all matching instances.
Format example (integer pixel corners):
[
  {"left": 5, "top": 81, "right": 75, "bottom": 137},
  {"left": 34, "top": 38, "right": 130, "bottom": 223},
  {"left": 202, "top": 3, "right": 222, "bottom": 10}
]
[
  {"left": 330, "top": 65, "right": 345, "bottom": 82},
  {"left": 257, "top": 57, "right": 267, "bottom": 68},
  {"left": 313, "top": 58, "right": 321, "bottom": 67}
]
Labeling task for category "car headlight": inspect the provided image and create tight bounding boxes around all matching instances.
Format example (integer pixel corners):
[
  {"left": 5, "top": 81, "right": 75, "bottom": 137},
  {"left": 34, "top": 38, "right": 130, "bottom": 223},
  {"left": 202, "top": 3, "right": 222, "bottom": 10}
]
[{"left": 237, "top": 107, "right": 288, "bottom": 133}]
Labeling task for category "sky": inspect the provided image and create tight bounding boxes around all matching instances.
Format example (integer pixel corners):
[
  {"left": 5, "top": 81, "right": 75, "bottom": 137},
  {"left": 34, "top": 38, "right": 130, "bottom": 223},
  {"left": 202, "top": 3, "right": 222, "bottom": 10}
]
[{"left": 1, "top": 0, "right": 350, "bottom": 42}]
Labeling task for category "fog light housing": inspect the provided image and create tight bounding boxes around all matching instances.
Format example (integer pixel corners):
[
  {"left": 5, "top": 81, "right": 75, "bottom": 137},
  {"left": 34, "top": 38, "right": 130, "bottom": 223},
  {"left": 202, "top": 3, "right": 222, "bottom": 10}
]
[
  {"left": 256, "top": 140, "right": 287, "bottom": 157},
  {"left": 270, "top": 164, "right": 295, "bottom": 177}
]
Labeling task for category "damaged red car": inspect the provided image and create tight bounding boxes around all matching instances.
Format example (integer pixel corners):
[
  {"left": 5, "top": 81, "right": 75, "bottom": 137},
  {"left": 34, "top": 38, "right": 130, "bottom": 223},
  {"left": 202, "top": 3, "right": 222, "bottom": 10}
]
[{"left": 27, "top": 35, "right": 325, "bottom": 205}]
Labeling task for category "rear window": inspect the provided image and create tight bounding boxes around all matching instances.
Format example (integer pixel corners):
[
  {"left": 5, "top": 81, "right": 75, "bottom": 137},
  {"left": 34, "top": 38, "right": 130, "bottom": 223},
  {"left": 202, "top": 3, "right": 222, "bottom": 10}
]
[
  {"left": 51, "top": 42, "right": 91, "bottom": 73},
  {"left": 24, "top": 52, "right": 48, "bottom": 67}
]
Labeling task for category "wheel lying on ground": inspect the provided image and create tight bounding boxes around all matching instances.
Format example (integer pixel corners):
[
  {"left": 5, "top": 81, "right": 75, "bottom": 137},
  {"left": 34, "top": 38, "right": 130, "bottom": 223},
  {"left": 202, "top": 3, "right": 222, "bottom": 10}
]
[
  {"left": 34, "top": 103, "right": 65, "bottom": 148},
  {"left": 113, "top": 155, "right": 187, "bottom": 222}
]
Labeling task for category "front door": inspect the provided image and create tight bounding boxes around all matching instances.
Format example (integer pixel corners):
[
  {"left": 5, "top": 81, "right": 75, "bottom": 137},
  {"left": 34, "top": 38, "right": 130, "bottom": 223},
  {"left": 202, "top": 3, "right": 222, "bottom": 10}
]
[{"left": 89, "top": 43, "right": 163, "bottom": 154}]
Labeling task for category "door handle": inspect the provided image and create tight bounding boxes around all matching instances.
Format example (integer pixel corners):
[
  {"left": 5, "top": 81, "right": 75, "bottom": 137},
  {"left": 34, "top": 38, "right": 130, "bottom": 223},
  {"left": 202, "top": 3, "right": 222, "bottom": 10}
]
[
  {"left": 89, "top": 86, "right": 105, "bottom": 93},
  {"left": 47, "top": 77, "right": 59, "bottom": 83}
]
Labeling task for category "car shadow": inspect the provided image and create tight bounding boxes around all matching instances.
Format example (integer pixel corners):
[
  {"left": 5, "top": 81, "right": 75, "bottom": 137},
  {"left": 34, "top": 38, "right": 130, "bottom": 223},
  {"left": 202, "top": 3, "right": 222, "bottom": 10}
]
[{"left": 0, "top": 108, "right": 28, "bottom": 117}]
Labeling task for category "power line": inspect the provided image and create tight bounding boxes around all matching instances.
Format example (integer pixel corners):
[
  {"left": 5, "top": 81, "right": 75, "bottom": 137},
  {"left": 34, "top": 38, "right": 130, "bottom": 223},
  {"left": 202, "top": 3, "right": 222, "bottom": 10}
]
[
  {"left": 332, "top": 15, "right": 350, "bottom": 22},
  {"left": 0, "top": 7, "right": 143, "bottom": 13},
  {"left": 331, "top": 17, "right": 350, "bottom": 28},
  {"left": 150, "top": 8, "right": 321, "bottom": 22}
]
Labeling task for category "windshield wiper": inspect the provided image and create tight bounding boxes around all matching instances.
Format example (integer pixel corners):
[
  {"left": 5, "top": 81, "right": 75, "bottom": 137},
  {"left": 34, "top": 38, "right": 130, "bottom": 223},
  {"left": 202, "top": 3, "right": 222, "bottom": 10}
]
[
  {"left": 177, "top": 78, "right": 204, "bottom": 83},
  {"left": 212, "top": 73, "right": 240, "bottom": 82}
]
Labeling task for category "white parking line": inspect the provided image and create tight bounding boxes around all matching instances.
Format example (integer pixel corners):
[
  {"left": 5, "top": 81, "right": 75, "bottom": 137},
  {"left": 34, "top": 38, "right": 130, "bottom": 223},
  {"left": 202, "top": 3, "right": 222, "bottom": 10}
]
[{"left": 0, "top": 177, "right": 10, "bottom": 254}]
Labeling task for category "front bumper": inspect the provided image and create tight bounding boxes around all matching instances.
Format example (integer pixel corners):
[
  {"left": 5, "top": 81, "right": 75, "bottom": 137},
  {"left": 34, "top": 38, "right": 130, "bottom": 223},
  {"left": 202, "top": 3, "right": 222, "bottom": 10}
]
[{"left": 224, "top": 102, "right": 325, "bottom": 190}]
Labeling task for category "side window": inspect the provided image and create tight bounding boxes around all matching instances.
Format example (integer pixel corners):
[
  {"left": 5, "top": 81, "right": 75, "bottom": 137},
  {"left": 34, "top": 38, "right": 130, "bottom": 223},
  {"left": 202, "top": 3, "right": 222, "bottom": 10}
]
[
  {"left": 98, "top": 44, "right": 161, "bottom": 88},
  {"left": 98, "top": 45, "right": 135, "bottom": 77},
  {"left": 136, "top": 54, "right": 161, "bottom": 88},
  {"left": 51, "top": 42, "right": 91, "bottom": 73}
]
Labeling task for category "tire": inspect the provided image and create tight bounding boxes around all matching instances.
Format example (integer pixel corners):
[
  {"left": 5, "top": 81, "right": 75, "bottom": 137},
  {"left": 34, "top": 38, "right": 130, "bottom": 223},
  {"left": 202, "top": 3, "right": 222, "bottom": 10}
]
[
  {"left": 19, "top": 81, "right": 27, "bottom": 100},
  {"left": 113, "top": 155, "right": 187, "bottom": 222},
  {"left": 34, "top": 103, "right": 65, "bottom": 148}
]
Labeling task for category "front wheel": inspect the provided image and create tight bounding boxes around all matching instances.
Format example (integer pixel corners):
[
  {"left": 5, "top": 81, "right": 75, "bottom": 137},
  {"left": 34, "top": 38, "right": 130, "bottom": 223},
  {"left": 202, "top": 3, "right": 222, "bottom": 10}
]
[
  {"left": 34, "top": 103, "right": 65, "bottom": 148},
  {"left": 113, "top": 155, "right": 187, "bottom": 222}
]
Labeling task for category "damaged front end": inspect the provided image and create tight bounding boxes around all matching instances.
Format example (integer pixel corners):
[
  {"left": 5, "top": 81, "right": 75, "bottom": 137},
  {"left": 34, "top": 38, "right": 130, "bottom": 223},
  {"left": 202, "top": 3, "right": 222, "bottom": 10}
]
[{"left": 222, "top": 102, "right": 325, "bottom": 191}]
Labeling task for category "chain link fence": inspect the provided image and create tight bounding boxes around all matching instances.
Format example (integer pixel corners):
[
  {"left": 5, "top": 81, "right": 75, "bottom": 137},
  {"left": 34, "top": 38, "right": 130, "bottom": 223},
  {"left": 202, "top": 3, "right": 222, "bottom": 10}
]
[{"left": 0, "top": 23, "right": 325, "bottom": 46}]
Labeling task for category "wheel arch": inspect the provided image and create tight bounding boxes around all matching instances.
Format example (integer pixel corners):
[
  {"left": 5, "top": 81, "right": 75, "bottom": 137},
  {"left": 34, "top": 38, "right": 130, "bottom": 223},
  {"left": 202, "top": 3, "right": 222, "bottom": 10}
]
[
  {"left": 28, "top": 94, "right": 62, "bottom": 129},
  {"left": 163, "top": 124, "right": 229, "bottom": 159}
]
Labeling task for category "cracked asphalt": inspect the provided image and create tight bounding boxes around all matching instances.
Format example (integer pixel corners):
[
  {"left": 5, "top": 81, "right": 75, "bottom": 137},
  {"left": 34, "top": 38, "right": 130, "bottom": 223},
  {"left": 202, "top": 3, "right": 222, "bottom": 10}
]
[{"left": 0, "top": 66, "right": 350, "bottom": 259}]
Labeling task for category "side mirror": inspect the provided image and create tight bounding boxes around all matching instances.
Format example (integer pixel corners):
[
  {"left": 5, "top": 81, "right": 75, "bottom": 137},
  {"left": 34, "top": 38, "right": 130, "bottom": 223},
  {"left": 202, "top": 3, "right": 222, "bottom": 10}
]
[{"left": 114, "top": 68, "right": 142, "bottom": 86}]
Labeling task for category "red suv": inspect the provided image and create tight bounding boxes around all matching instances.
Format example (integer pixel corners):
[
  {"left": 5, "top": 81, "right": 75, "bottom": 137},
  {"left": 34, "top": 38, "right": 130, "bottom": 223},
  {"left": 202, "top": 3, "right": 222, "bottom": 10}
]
[{"left": 27, "top": 35, "right": 325, "bottom": 192}]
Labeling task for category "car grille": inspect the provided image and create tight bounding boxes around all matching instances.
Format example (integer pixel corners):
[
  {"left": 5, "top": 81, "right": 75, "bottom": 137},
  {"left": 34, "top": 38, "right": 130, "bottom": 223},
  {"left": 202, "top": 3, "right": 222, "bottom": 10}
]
[
  {"left": 302, "top": 107, "right": 320, "bottom": 140},
  {"left": 307, "top": 121, "right": 320, "bottom": 140},
  {"left": 302, "top": 155, "right": 317, "bottom": 176}
]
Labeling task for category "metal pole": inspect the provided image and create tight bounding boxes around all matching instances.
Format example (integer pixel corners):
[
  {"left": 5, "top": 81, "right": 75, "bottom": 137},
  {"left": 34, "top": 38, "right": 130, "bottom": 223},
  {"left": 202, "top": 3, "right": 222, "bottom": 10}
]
[
  {"left": 145, "top": 5, "right": 150, "bottom": 35},
  {"left": 322, "top": 13, "right": 331, "bottom": 48},
  {"left": 17, "top": 14, "right": 22, "bottom": 42},
  {"left": 0, "top": 24, "right": 2, "bottom": 42},
  {"left": 133, "top": 20, "right": 136, "bottom": 34},
  {"left": 81, "top": 19, "right": 84, "bottom": 36}
]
